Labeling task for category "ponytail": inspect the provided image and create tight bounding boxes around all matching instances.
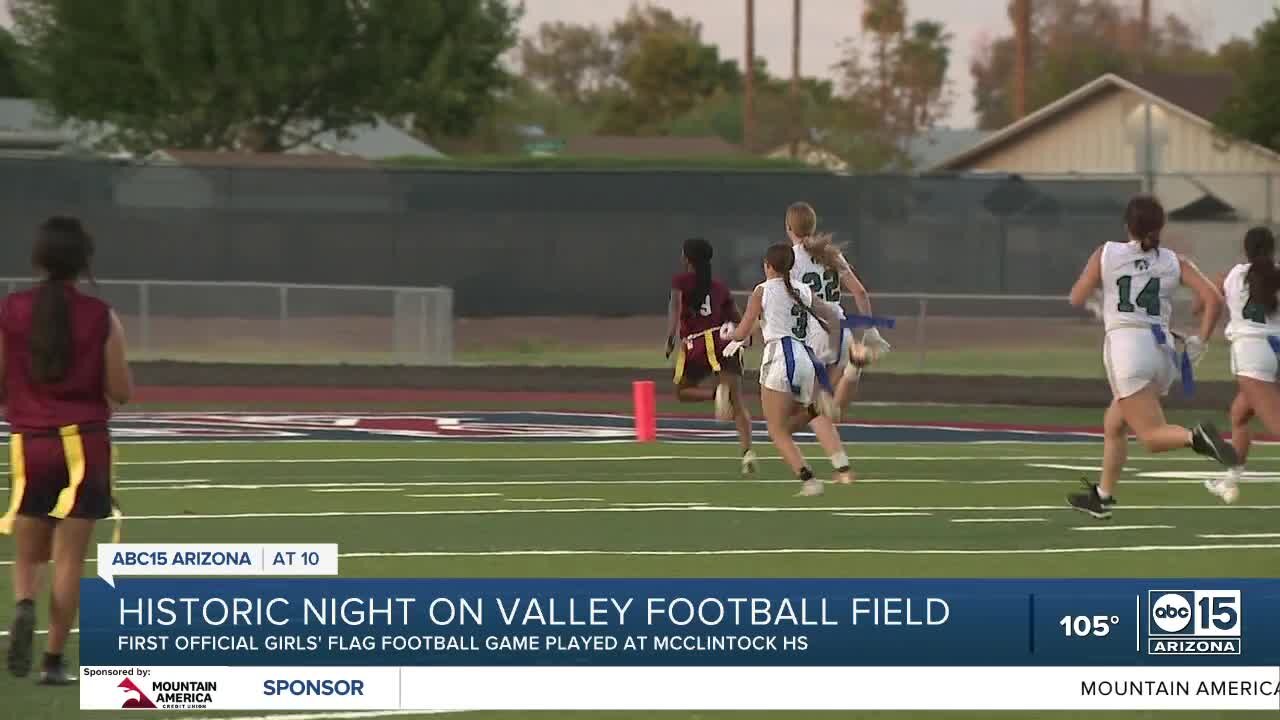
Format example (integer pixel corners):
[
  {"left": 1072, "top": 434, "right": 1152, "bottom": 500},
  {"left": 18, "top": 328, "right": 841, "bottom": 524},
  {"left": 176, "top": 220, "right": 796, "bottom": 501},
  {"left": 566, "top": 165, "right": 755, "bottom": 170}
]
[
  {"left": 766, "top": 242, "right": 828, "bottom": 332},
  {"left": 783, "top": 274, "right": 829, "bottom": 333},
  {"left": 29, "top": 281, "right": 72, "bottom": 383},
  {"left": 1125, "top": 194, "right": 1165, "bottom": 252},
  {"left": 1244, "top": 226, "right": 1280, "bottom": 315},
  {"left": 802, "top": 232, "right": 849, "bottom": 274},
  {"left": 681, "top": 237, "right": 713, "bottom": 318},
  {"left": 1140, "top": 230, "right": 1161, "bottom": 252},
  {"left": 29, "top": 216, "right": 93, "bottom": 384}
]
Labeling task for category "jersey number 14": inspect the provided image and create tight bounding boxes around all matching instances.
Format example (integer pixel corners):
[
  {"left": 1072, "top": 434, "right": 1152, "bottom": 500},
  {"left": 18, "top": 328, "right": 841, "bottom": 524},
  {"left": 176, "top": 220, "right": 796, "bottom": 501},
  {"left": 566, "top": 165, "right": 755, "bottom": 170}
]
[{"left": 1116, "top": 275, "right": 1160, "bottom": 316}]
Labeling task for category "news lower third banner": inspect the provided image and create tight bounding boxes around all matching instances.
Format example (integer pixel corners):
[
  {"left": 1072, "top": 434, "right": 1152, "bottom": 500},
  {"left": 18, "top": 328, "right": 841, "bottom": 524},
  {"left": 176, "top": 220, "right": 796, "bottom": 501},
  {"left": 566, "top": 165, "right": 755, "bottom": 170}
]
[{"left": 77, "top": 546, "right": 1279, "bottom": 711}]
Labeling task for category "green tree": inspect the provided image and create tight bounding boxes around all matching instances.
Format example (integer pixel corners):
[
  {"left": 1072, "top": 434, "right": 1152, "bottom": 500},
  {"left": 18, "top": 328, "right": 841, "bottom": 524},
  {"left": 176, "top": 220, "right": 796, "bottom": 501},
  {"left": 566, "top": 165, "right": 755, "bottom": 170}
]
[
  {"left": 516, "top": 4, "right": 740, "bottom": 137},
  {"left": 835, "top": 7, "right": 952, "bottom": 168},
  {"left": 13, "top": 0, "right": 518, "bottom": 152},
  {"left": 0, "top": 28, "right": 30, "bottom": 98},
  {"left": 971, "top": 0, "right": 1232, "bottom": 130},
  {"left": 519, "top": 21, "right": 612, "bottom": 107},
  {"left": 1216, "top": 11, "right": 1280, "bottom": 152}
]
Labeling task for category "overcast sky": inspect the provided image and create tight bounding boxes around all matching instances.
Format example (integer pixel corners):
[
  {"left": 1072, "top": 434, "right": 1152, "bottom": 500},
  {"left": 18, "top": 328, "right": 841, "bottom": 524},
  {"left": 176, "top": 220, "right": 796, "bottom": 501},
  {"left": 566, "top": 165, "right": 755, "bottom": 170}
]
[{"left": 519, "top": 0, "right": 1278, "bottom": 128}]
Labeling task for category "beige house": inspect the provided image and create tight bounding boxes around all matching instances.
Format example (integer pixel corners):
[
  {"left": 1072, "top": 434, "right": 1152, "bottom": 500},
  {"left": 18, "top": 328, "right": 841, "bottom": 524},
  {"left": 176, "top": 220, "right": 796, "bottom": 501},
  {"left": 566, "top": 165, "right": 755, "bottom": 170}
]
[{"left": 931, "top": 72, "right": 1280, "bottom": 273}]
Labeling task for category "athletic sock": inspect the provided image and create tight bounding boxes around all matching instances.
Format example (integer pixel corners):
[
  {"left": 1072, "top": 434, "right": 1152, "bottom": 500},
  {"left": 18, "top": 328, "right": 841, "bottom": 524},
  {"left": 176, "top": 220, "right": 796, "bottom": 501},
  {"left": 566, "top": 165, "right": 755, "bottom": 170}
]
[
  {"left": 830, "top": 451, "right": 849, "bottom": 471},
  {"left": 15, "top": 599, "right": 33, "bottom": 612},
  {"left": 798, "top": 466, "right": 814, "bottom": 482},
  {"left": 1227, "top": 466, "right": 1243, "bottom": 484},
  {"left": 1097, "top": 488, "right": 1112, "bottom": 501},
  {"left": 42, "top": 653, "right": 62, "bottom": 671}
]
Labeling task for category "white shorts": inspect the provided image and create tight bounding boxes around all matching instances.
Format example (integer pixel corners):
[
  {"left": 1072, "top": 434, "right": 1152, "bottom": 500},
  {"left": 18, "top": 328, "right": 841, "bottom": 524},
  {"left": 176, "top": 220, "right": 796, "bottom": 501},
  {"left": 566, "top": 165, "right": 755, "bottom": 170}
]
[
  {"left": 1230, "top": 336, "right": 1280, "bottom": 383},
  {"left": 1103, "top": 327, "right": 1177, "bottom": 399},
  {"left": 760, "top": 337, "right": 818, "bottom": 405},
  {"left": 807, "top": 325, "right": 854, "bottom": 368}
]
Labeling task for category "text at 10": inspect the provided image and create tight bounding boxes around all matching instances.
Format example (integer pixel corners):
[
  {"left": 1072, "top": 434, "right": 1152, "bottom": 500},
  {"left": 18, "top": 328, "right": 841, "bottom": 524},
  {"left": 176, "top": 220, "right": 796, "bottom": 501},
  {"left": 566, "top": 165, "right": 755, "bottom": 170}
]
[{"left": 1059, "top": 615, "right": 1120, "bottom": 637}]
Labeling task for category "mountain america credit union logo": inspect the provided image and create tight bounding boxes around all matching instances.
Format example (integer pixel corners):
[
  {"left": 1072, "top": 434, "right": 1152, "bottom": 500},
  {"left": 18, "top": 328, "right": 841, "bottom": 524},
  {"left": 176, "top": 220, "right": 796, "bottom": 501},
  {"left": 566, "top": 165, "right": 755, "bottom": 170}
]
[
  {"left": 118, "top": 677, "right": 157, "bottom": 709},
  {"left": 1147, "top": 590, "right": 1242, "bottom": 655}
]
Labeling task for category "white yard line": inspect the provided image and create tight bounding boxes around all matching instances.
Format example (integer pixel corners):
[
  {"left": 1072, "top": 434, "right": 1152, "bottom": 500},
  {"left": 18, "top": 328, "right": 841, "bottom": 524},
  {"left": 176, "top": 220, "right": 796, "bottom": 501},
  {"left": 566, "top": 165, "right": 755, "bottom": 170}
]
[
  {"left": 309, "top": 488, "right": 407, "bottom": 493},
  {"left": 1072, "top": 525, "right": 1175, "bottom": 531},
  {"left": 335, "top": 543, "right": 1280, "bottom": 558},
  {"left": 404, "top": 493, "right": 504, "bottom": 499},
  {"left": 950, "top": 518, "right": 1047, "bottom": 523},
  {"left": 110, "top": 504, "right": 1280, "bottom": 521},
  {"left": 1197, "top": 532, "right": 1280, "bottom": 539},
  {"left": 611, "top": 502, "right": 709, "bottom": 507},
  {"left": 504, "top": 497, "right": 606, "bottom": 503},
  {"left": 162, "top": 712, "right": 451, "bottom": 720},
  {"left": 832, "top": 512, "right": 934, "bottom": 517}
]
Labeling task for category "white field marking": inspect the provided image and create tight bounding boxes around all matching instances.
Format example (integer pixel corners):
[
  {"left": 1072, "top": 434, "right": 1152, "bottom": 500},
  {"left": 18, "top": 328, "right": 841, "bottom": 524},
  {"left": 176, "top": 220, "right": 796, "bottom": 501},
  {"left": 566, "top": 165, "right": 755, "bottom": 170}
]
[
  {"left": 161, "top": 712, "right": 447, "bottom": 720},
  {"left": 612, "top": 501, "right": 709, "bottom": 507},
  {"left": 0, "top": 628, "right": 78, "bottom": 638},
  {"left": 405, "top": 493, "right": 504, "bottom": 499},
  {"left": 112, "top": 504, "right": 1280, "bottom": 521},
  {"left": 87, "top": 455, "right": 1191, "bottom": 467},
  {"left": 1197, "top": 532, "right": 1280, "bottom": 539},
  {"left": 504, "top": 497, "right": 607, "bottom": 503},
  {"left": 1072, "top": 525, "right": 1175, "bottom": 531},
  {"left": 309, "top": 488, "right": 407, "bottom": 493},
  {"left": 833, "top": 512, "right": 934, "bottom": 517},
  {"left": 333, "top": 543, "right": 1280, "bottom": 559},
  {"left": 950, "top": 518, "right": 1047, "bottom": 523},
  {"left": 111, "top": 476, "right": 1280, "bottom": 492}
]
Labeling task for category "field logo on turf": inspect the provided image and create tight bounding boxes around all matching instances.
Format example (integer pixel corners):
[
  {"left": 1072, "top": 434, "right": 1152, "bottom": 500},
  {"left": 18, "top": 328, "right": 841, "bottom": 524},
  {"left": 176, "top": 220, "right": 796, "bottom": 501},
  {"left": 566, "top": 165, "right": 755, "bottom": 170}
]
[{"left": 1146, "top": 589, "right": 1241, "bottom": 655}]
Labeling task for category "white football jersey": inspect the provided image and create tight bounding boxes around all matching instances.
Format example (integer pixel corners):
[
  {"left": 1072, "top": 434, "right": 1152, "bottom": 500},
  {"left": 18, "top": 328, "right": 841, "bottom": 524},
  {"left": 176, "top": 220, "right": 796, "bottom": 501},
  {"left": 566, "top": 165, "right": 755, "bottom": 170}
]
[
  {"left": 791, "top": 242, "right": 846, "bottom": 318},
  {"left": 1100, "top": 240, "right": 1181, "bottom": 332},
  {"left": 1224, "top": 262, "right": 1280, "bottom": 341},
  {"left": 759, "top": 277, "right": 815, "bottom": 343}
]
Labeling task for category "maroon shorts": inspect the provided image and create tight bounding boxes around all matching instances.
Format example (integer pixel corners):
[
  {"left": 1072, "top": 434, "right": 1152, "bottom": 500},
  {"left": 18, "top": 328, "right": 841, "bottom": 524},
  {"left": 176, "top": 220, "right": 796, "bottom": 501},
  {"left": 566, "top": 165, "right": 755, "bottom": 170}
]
[
  {"left": 673, "top": 330, "right": 743, "bottom": 386},
  {"left": 2, "top": 424, "right": 113, "bottom": 529}
]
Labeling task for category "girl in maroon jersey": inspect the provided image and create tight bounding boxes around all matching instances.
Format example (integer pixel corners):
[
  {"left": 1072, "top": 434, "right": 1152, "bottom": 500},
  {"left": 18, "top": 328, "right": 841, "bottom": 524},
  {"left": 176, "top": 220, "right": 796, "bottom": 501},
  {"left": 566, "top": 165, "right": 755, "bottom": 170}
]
[
  {"left": 2, "top": 217, "right": 133, "bottom": 685},
  {"left": 665, "top": 238, "right": 755, "bottom": 473}
]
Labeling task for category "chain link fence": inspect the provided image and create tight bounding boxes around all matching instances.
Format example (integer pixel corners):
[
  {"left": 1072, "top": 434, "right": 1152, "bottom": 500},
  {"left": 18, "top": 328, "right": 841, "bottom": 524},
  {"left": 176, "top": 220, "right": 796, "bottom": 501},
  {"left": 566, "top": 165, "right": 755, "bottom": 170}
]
[{"left": 0, "top": 279, "right": 453, "bottom": 365}]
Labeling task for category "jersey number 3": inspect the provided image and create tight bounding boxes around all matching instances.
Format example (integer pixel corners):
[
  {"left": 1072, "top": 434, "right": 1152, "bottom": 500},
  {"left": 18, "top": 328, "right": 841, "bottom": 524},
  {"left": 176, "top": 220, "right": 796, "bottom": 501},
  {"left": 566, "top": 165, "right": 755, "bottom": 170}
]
[
  {"left": 790, "top": 305, "right": 809, "bottom": 339},
  {"left": 1116, "top": 275, "right": 1160, "bottom": 316}
]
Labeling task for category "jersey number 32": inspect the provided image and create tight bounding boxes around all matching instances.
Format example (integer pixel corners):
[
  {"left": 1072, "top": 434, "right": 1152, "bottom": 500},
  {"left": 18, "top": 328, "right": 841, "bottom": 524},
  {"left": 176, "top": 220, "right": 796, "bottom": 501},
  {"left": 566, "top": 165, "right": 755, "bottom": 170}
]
[{"left": 1115, "top": 275, "right": 1160, "bottom": 316}]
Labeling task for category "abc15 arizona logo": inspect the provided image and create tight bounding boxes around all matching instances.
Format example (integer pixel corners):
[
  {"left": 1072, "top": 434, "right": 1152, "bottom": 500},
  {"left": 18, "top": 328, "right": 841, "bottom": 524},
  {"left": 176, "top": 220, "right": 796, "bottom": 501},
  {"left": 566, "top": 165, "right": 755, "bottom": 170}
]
[{"left": 1147, "top": 590, "right": 1242, "bottom": 655}]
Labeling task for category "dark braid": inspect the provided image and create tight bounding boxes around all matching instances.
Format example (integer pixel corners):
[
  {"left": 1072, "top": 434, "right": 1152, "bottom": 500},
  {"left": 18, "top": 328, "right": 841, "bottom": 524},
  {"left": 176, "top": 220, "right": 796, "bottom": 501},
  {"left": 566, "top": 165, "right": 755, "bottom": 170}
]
[{"left": 767, "top": 243, "right": 828, "bottom": 333}]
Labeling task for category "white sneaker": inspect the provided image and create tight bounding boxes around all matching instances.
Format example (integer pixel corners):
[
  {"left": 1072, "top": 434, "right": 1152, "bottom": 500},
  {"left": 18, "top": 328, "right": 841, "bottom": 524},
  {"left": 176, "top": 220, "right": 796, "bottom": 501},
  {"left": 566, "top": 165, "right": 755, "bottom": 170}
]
[
  {"left": 1205, "top": 473, "right": 1241, "bottom": 504},
  {"left": 741, "top": 450, "right": 757, "bottom": 476},
  {"left": 714, "top": 384, "right": 733, "bottom": 422},
  {"left": 796, "top": 478, "right": 825, "bottom": 497}
]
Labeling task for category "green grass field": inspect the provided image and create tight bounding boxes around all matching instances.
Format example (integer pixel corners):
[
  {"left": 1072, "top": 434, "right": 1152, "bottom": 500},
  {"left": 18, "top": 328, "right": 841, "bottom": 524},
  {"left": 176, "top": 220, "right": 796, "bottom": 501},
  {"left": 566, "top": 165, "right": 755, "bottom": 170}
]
[{"left": 2, "top": 416, "right": 1278, "bottom": 719}]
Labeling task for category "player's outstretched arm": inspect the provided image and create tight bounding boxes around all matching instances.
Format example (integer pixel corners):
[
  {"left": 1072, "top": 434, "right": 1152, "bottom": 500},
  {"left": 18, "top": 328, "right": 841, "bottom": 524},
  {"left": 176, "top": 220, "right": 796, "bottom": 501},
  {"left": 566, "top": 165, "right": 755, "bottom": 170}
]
[
  {"left": 1069, "top": 247, "right": 1103, "bottom": 307},
  {"left": 837, "top": 256, "right": 872, "bottom": 316},
  {"left": 731, "top": 288, "right": 764, "bottom": 343}
]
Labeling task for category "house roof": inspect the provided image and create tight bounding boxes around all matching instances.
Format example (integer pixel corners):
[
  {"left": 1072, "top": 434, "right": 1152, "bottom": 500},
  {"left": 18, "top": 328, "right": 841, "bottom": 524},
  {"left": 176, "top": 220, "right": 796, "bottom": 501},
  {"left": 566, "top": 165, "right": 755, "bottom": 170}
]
[
  {"left": 930, "top": 72, "right": 1244, "bottom": 171},
  {"left": 308, "top": 119, "right": 443, "bottom": 160},
  {"left": 150, "top": 150, "right": 377, "bottom": 169},
  {"left": 564, "top": 135, "right": 741, "bottom": 157},
  {"left": 905, "top": 127, "right": 991, "bottom": 169}
]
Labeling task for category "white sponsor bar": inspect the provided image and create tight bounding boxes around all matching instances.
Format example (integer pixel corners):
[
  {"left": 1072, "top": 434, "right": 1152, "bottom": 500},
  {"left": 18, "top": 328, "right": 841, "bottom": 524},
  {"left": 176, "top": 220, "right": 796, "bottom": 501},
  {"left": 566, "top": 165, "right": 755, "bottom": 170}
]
[
  {"left": 81, "top": 666, "right": 1280, "bottom": 711},
  {"left": 96, "top": 544, "right": 338, "bottom": 587}
]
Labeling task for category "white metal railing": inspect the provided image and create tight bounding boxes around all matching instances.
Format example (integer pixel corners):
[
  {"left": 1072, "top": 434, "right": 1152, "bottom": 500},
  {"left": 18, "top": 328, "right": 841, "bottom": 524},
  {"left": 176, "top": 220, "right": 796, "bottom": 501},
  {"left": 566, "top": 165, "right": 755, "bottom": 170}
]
[
  {"left": 732, "top": 290, "right": 1080, "bottom": 370},
  {"left": 0, "top": 278, "right": 454, "bottom": 365}
]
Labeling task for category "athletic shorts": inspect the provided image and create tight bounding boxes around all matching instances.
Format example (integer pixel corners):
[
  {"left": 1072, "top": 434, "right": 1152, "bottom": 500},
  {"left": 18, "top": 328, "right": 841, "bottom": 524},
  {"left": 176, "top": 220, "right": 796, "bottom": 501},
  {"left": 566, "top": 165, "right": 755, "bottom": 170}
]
[
  {"left": 1230, "top": 336, "right": 1280, "bottom": 383},
  {"left": 806, "top": 324, "right": 854, "bottom": 369},
  {"left": 760, "top": 337, "right": 818, "bottom": 405},
  {"left": 0, "top": 423, "right": 113, "bottom": 533},
  {"left": 673, "top": 329, "right": 743, "bottom": 386},
  {"left": 1103, "top": 327, "right": 1177, "bottom": 399}
]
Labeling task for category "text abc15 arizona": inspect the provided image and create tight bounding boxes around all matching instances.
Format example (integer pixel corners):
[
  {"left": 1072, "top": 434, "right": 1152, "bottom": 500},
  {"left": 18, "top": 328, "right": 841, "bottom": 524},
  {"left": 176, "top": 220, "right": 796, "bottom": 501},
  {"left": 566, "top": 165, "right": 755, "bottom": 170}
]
[{"left": 1147, "top": 590, "right": 1242, "bottom": 655}]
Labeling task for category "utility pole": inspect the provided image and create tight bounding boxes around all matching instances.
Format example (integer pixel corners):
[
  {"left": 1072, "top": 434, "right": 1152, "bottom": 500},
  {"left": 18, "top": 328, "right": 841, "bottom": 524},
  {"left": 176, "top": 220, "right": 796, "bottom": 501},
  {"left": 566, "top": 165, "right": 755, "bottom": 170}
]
[
  {"left": 744, "top": 0, "right": 756, "bottom": 152},
  {"left": 789, "top": 0, "right": 801, "bottom": 158},
  {"left": 1013, "top": 0, "right": 1030, "bottom": 119}
]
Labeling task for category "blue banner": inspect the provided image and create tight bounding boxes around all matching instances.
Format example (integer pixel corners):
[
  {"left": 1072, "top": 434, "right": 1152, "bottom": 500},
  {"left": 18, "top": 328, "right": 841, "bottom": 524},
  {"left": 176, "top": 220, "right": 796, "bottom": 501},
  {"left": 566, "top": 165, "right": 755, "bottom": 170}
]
[{"left": 80, "top": 579, "right": 1280, "bottom": 667}]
